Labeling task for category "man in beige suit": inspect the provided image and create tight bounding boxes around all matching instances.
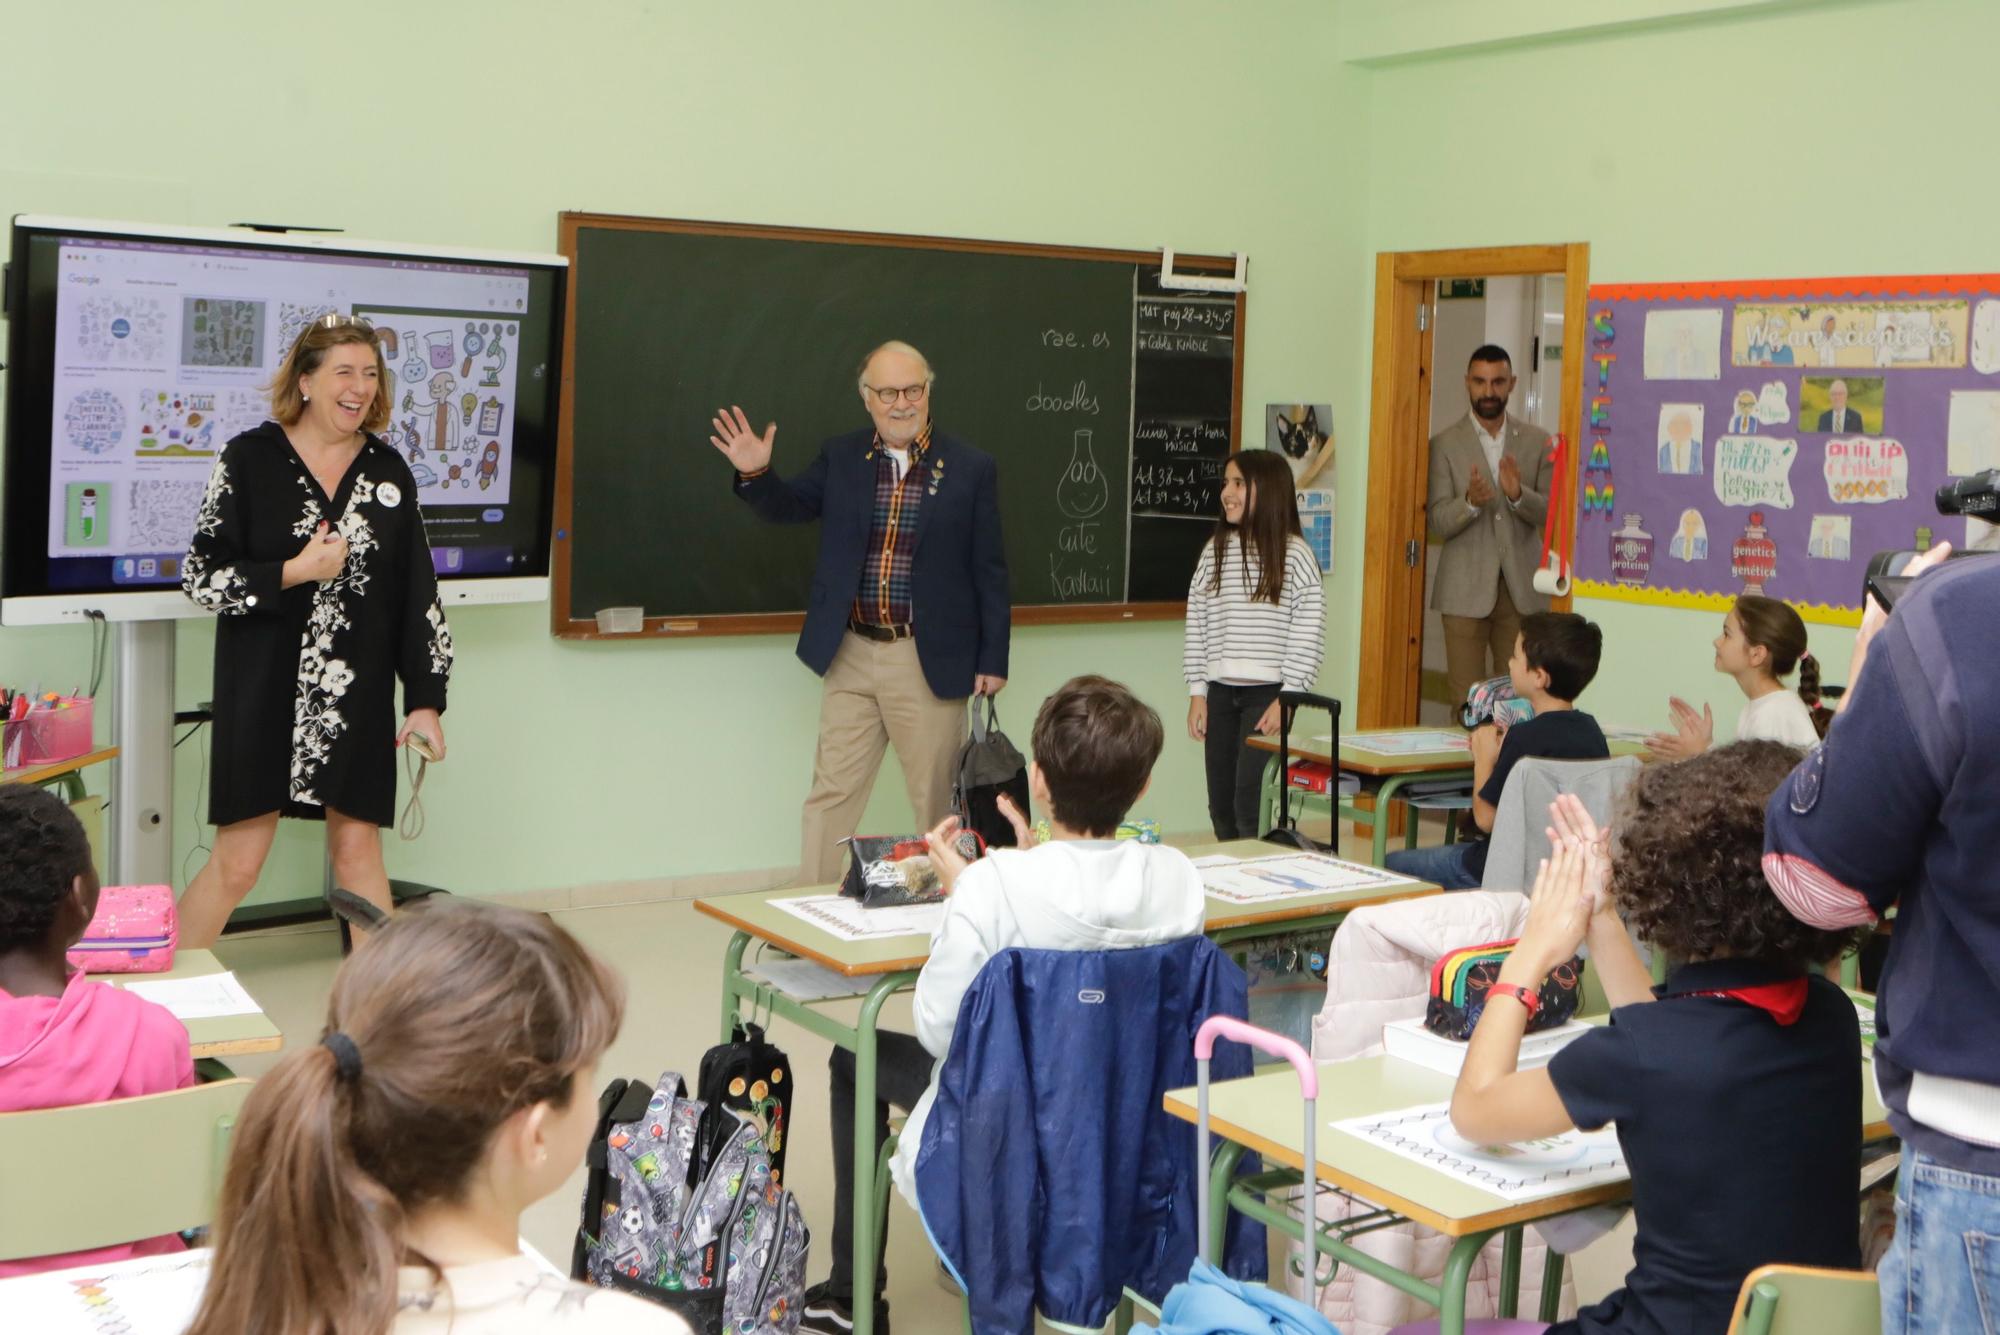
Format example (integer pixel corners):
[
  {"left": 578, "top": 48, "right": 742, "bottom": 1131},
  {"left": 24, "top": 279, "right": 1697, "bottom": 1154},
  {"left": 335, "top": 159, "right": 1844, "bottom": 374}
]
[{"left": 1428, "top": 345, "right": 1556, "bottom": 707}]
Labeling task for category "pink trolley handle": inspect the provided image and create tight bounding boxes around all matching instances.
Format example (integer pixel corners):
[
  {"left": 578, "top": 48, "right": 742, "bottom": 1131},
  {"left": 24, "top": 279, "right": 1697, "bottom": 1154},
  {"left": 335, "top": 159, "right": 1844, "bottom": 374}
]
[{"left": 1193, "top": 1016, "right": 1324, "bottom": 1309}]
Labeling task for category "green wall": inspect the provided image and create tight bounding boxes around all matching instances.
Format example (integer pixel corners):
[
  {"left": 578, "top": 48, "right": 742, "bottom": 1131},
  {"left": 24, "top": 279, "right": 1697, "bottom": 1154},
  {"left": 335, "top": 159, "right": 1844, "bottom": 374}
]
[
  {"left": 2, "top": 0, "right": 1969, "bottom": 902},
  {"left": 1358, "top": 0, "right": 1975, "bottom": 737},
  {"left": 0, "top": 1, "right": 1366, "bottom": 901}
]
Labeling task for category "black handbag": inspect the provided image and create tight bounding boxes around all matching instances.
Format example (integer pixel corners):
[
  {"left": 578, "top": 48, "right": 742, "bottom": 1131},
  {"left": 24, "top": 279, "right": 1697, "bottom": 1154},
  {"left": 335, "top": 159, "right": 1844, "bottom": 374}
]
[{"left": 951, "top": 695, "right": 1031, "bottom": 848}]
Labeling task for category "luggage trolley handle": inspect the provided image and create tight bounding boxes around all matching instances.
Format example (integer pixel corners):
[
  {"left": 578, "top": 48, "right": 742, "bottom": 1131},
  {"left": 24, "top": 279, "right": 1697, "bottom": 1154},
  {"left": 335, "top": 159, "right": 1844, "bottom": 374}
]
[
  {"left": 1272, "top": 690, "right": 1341, "bottom": 838},
  {"left": 1193, "top": 1016, "right": 1323, "bottom": 1307}
]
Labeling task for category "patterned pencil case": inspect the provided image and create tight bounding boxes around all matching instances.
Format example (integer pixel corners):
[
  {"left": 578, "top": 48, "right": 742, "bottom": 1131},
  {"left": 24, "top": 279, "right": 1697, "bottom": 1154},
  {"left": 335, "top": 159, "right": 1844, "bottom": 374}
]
[
  {"left": 1423, "top": 937, "right": 1583, "bottom": 1039},
  {"left": 840, "top": 831, "right": 986, "bottom": 908},
  {"left": 65, "top": 884, "right": 178, "bottom": 974}
]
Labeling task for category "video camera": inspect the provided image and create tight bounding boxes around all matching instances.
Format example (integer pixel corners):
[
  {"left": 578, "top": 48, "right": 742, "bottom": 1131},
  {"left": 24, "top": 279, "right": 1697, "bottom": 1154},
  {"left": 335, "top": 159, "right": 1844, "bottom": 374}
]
[{"left": 1863, "top": 469, "right": 2000, "bottom": 610}]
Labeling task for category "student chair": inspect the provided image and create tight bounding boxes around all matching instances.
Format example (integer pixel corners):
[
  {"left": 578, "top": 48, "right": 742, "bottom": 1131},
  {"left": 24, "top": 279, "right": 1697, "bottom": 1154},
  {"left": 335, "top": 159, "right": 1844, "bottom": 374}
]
[
  {"left": 906, "top": 937, "right": 1261, "bottom": 1335},
  {"left": 1478, "top": 755, "right": 1642, "bottom": 895},
  {"left": 0, "top": 1079, "right": 253, "bottom": 1263},
  {"left": 1724, "top": 1264, "right": 1881, "bottom": 1335}
]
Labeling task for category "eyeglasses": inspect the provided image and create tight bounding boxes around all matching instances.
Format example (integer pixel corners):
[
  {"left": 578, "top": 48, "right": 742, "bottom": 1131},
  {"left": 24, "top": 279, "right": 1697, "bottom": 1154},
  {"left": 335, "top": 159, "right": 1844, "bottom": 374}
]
[
  {"left": 316, "top": 313, "right": 375, "bottom": 332},
  {"left": 864, "top": 382, "right": 929, "bottom": 406}
]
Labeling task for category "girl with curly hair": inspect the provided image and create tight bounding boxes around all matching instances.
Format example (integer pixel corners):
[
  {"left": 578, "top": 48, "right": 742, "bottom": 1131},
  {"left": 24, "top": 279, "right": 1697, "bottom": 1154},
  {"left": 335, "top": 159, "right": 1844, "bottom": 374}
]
[{"left": 1449, "top": 741, "right": 1864, "bottom": 1335}]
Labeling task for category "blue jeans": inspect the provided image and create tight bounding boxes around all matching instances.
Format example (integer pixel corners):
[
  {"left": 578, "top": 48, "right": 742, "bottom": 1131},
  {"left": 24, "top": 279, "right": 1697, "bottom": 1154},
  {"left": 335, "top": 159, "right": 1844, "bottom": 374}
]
[
  {"left": 1383, "top": 840, "right": 1483, "bottom": 890},
  {"left": 1879, "top": 1142, "right": 2000, "bottom": 1333}
]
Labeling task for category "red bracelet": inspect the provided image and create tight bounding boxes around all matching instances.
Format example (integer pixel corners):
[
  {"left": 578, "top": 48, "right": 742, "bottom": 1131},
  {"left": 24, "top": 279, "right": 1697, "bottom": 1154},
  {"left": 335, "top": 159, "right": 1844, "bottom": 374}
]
[{"left": 1487, "top": 982, "right": 1541, "bottom": 1019}]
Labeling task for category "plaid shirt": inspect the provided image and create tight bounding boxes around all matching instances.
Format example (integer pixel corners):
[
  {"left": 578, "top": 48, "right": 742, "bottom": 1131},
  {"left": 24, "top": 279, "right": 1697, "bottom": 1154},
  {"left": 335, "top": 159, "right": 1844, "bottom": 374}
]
[{"left": 852, "top": 422, "right": 934, "bottom": 626}]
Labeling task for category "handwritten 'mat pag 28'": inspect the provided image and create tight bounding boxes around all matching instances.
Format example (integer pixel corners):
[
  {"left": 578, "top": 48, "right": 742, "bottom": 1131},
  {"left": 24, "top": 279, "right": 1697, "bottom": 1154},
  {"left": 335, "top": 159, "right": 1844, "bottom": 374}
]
[
  {"left": 1822, "top": 436, "right": 1910, "bottom": 504},
  {"left": 1713, "top": 434, "right": 1799, "bottom": 510}
]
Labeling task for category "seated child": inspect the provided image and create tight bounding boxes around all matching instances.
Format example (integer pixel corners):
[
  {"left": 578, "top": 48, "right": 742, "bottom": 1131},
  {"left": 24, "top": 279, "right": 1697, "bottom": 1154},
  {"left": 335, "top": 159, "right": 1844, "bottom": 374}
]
[
  {"left": 1451, "top": 741, "right": 1863, "bottom": 1335},
  {"left": 187, "top": 899, "right": 688, "bottom": 1334},
  {"left": 799, "top": 675, "right": 1207, "bottom": 1335},
  {"left": 0, "top": 785, "right": 195, "bottom": 1279},
  {"left": 1386, "top": 611, "right": 1607, "bottom": 890},
  {"left": 1648, "top": 594, "right": 1825, "bottom": 759}
]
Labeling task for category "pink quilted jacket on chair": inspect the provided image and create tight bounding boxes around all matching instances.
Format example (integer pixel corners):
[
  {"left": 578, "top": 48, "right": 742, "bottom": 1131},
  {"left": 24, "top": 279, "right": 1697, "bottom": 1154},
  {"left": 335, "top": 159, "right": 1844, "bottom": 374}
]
[{"left": 1286, "top": 891, "right": 1578, "bottom": 1335}]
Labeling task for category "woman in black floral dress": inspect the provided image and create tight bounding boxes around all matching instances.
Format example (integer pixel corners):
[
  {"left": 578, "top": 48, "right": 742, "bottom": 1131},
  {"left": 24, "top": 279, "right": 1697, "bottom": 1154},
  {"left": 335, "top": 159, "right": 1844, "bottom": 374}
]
[{"left": 179, "top": 316, "right": 452, "bottom": 946}]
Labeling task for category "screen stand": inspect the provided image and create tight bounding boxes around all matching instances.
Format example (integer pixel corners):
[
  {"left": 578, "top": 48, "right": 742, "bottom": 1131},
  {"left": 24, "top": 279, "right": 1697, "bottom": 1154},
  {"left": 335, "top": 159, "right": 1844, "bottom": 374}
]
[{"left": 111, "top": 620, "right": 176, "bottom": 885}]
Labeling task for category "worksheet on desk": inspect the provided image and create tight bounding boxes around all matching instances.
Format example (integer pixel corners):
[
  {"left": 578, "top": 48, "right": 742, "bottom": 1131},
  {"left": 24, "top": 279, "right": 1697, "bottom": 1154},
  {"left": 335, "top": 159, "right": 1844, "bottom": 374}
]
[
  {"left": 1200, "top": 852, "right": 1408, "bottom": 904},
  {"left": 3, "top": 1253, "right": 209, "bottom": 1335},
  {"left": 770, "top": 894, "right": 943, "bottom": 942},
  {"left": 1344, "top": 730, "right": 1470, "bottom": 756},
  {"left": 1333, "top": 1101, "right": 1628, "bottom": 1203},
  {"left": 118, "top": 971, "right": 260, "bottom": 1019}
]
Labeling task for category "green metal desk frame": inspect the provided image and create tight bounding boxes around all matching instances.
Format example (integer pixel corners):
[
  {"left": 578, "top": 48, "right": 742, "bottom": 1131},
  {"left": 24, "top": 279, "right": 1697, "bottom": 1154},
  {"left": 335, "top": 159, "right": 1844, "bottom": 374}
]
[
  {"left": 1205, "top": 1142, "right": 1564, "bottom": 1334},
  {"left": 713, "top": 902, "right": 1397, "bottom": 1335}
]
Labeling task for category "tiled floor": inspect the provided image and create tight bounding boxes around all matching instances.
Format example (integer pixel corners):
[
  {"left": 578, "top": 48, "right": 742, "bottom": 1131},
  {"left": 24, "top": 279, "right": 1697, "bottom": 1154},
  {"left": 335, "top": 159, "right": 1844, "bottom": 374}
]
[{"left": 212, "top": 835, "right": 1636, "bottom": 1332}]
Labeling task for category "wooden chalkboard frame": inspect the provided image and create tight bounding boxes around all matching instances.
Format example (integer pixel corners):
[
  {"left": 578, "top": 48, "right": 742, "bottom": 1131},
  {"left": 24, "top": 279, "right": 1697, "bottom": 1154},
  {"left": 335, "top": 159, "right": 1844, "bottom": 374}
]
[{"left": 551, "top": 212, "right": 1245, "bottom": 640}]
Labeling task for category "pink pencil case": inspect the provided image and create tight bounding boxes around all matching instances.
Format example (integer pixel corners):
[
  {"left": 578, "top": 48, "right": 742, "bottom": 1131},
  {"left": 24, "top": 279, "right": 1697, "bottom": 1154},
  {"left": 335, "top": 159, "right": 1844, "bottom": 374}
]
[{"left": 66, "top": 884, "right": 178, "bottom": 974}]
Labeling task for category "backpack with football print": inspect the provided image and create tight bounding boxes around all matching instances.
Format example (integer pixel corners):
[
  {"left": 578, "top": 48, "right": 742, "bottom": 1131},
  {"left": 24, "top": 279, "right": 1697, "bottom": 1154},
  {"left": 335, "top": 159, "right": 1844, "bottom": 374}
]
[{"left": 573, "top": 1027, "right": 808, "bottom": 1335}]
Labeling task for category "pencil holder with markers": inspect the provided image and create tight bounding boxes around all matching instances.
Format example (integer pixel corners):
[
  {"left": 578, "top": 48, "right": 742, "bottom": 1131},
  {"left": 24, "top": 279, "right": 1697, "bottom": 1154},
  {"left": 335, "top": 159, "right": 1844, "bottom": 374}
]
[{"left": 1, "top": 695, "right": 94, "bottom": 769}]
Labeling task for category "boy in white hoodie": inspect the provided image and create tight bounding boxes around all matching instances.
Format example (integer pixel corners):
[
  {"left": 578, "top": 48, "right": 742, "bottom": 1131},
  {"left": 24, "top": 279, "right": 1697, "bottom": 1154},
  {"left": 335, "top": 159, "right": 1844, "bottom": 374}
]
[{"left": 800, "top": 676, "right": 1207, "bottom": 1335}]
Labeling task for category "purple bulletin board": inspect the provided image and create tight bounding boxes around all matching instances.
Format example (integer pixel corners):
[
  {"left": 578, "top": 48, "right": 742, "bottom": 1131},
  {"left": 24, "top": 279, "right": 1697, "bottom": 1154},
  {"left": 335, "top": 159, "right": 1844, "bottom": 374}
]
[{"left": 1574, "top": 275, "right": 2000, "bottom": 624}]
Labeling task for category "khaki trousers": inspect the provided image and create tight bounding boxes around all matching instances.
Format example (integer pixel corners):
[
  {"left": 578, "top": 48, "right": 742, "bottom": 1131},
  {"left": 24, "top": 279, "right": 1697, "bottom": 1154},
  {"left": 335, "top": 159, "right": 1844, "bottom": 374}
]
[
  {"left": 1441, "top": 580, "right": 1524, "bottom": 712},
  {"left": 798, "top": 632, "right": 966, "bottom": 886}
]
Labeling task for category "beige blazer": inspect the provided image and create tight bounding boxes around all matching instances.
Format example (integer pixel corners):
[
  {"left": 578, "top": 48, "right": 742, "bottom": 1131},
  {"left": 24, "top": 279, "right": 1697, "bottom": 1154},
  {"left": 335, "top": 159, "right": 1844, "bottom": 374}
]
[{"left": 1426, "top": 413, "right": 1555, "bottom": 619}]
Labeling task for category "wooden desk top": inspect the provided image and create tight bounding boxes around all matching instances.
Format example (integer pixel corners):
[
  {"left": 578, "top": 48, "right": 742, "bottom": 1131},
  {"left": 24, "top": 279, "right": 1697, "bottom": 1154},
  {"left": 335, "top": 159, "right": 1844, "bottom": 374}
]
[
  {"left": 1163, "top": 1049, "right": 1891, "bottom": 1236},
  {"left": 693, "top": 840, "right": 1439, "bottom": 978},
  {"left": 98, "top": 948, "right": 284, "bottom": 1060},
  {"left": 1, "top": 746, "right": 120, "bottom": 787},
  {"left": 1249, "top": 728, "right": 1649, "bottom": 776}
]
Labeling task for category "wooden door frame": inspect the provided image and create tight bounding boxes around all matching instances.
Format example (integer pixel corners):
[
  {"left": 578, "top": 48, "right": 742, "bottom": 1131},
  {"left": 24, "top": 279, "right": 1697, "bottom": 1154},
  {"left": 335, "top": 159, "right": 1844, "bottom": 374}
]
[{"left": 1356, "top": 243, "right": 1590, "bottom": 732}]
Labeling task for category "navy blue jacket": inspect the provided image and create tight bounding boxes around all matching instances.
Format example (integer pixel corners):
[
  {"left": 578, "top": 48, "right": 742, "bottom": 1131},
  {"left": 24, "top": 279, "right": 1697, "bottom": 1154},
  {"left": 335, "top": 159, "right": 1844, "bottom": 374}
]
[
  {"left": 914, "top": 939, "right": 1265, "bottom": 1335},
  {"left": 734, "top": 427, "right": 1009, "bottom": 699},
  {"left": 1765, "top": 555, "right": 2000, "bottom": 1172}
]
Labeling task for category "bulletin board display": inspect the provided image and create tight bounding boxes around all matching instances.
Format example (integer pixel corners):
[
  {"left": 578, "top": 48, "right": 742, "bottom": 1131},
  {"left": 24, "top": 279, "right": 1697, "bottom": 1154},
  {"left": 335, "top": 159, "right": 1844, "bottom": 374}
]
[{"left": 1574, "top": 275, "right": 2000, "bottom": 625}]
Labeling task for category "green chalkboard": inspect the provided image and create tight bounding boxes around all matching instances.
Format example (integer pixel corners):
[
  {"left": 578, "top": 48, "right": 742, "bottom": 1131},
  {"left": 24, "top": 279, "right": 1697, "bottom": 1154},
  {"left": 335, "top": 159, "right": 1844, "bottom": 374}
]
[{"left": 553, "top": 215, "right": 1243, "bottom": 638}]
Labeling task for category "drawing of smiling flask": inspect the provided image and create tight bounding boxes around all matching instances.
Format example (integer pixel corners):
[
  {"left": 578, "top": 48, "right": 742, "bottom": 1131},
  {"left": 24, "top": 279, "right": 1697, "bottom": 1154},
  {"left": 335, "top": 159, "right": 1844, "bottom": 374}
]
[{"left": 1057, "top": 429, "right": 1109, "bottom": 519}]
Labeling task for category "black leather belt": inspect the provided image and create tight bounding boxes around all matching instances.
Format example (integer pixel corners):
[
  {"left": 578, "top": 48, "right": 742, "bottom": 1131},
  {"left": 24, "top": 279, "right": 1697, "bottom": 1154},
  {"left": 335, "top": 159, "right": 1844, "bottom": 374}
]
[{"left": 849, "top": 618, "right": 913, "bottom": 642}]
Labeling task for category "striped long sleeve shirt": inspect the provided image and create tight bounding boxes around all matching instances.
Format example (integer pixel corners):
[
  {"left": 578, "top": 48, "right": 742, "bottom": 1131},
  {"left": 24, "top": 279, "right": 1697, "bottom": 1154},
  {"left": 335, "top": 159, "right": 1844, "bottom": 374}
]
[{"left": 1183, "top": 534, "right": 1325, "bottom": 697}]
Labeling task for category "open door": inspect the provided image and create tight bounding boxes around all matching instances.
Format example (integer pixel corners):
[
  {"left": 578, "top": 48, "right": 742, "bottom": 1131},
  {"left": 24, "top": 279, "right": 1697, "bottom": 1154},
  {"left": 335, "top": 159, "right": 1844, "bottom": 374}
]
[{"left": 1357, "top": 244, "right": 1590, "bottom": 733}]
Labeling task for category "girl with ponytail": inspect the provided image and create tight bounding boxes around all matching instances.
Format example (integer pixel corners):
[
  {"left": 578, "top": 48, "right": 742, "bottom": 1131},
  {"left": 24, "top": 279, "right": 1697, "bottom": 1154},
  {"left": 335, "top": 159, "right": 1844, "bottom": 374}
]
[
  {"left": 1647, "top": 594, "right": 1826, "bottom": 759},
  {"left": 186, "top": 899, "right": 687, "bottom": 1335}
]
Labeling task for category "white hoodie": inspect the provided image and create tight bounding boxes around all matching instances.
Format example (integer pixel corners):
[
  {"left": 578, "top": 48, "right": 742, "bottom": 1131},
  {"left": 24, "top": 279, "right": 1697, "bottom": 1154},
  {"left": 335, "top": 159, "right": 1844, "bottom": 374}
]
[{"left": 888, "top": 838, "right": 1208, "bottom": 1199}]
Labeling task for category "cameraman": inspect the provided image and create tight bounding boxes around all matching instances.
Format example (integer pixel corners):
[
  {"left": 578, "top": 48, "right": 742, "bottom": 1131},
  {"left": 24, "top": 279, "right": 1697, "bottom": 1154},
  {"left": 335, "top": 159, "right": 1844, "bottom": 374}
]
[{"left": 1761, "top": 542, "right": 2000, "bottom": 1330}]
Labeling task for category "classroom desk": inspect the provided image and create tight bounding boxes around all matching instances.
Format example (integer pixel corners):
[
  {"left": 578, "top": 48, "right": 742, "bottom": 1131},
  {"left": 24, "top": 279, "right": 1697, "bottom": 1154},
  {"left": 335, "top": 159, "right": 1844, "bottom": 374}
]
[
  {"left": 692, "top": 839, "right": 1439, "bottom": 1335},
  {"left": 1163, "top": 1049, "right": 1891, "bottom": 1335},
  {"left": 1, "top": 744, "right": 119, "bottom": 802},
  {"left": 93, "top": 948, "right": 283, "bottom": 1061},
  {"left": 1251, "top": 729, "right": 1650, "bottom": 867}
]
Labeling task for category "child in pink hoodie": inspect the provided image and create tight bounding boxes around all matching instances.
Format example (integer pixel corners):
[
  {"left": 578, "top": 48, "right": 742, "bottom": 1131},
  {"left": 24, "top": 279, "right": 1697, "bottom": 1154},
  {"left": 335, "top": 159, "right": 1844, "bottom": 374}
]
[{"left": 0, "top": 785, "right": 195, "bottom": 1278}]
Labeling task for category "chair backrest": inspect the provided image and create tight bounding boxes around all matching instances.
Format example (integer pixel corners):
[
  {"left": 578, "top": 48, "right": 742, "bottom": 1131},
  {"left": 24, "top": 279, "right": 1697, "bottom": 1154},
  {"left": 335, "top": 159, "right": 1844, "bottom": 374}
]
[
  {"left": 1725, "top": 1263, "right": 1880, "bottom": 1335},
  {"left": 1480, "top": 754, "right": 1642, "bottom": 893},
  {"left": 0, "top": 1078, "right": 253, "bottom": 1262},
  {"left": 914, "top": 936, "right": 1257, "bottom": 1335}
]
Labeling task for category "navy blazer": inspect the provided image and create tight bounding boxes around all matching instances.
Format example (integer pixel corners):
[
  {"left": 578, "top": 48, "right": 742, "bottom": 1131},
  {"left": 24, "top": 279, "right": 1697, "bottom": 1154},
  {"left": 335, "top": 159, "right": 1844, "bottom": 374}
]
[{"left": 734, "top": 427, "right": 1010, "bottom": 699}]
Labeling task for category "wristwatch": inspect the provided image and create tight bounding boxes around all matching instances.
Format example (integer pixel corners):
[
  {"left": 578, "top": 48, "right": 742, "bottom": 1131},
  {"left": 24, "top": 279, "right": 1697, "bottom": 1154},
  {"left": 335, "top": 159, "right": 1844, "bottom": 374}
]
[{"left": 1487, "top": 982, "right": 1541, "bottom": 1019}]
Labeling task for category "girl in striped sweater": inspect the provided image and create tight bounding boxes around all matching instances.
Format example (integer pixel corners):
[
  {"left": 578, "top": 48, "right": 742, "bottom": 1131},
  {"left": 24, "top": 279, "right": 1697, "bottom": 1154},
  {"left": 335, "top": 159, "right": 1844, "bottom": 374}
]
[{"left": 1184, "top": 449, "right": 1326, "bottom": 840}]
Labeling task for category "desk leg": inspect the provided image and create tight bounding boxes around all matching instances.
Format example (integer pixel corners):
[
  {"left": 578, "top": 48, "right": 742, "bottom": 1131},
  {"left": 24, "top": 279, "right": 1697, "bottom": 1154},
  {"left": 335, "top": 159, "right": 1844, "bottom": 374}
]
[
  {"left": 1372, "top": 775, "right": 1416, "bottom": 867},
  {"left": 1498, "top": 1225, "right": 1522, "bottom": 1319},
  {"left": 1438, "top": 1230, "right": 1497, "bottom": 1335},
  {"left": 1538, "top": 1248, "right": 1566, "bottom": 1323},
  {"left": 1260, "top": 752, "right": 1281, "bottom": 837},
  {"left": 1206, "top": 1140, "right": 1248, "bottom": 1260},
  {"left": 719, "top": 931, "right": 752, "bottom": 1044},
  {"left": 851, "top": 972, "right": 908, "bottom": 1335}
]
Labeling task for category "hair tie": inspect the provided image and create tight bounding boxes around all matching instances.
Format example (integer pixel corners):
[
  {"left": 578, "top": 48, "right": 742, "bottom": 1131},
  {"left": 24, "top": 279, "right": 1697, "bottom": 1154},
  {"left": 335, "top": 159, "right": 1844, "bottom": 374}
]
[{"left": 321, "top": 1031, "right": 363, "bottom": 1083}]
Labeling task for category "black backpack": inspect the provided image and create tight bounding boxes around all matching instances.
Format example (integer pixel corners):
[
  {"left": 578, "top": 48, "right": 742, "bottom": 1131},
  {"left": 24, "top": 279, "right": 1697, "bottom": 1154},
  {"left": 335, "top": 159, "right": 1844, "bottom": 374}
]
[{"left": 951, "top": 696, "right": 1031, "bottom": 847}]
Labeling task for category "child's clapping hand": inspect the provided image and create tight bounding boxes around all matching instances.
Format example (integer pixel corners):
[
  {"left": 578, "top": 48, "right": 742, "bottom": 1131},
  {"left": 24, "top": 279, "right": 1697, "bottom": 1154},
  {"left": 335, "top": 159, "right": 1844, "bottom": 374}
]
[
  {"left": 1501, "top": 840, "right": 1596, "bottom": 989},
  {"left": 1547, "top": 793, "right": 1613, "bottom": 915}
]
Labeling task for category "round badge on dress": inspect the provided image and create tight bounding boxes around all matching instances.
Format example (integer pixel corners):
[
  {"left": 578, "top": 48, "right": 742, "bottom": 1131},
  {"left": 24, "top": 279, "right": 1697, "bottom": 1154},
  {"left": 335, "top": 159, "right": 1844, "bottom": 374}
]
[{"left": 377, "top": 481, "right": 403, "bottom": 509}]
